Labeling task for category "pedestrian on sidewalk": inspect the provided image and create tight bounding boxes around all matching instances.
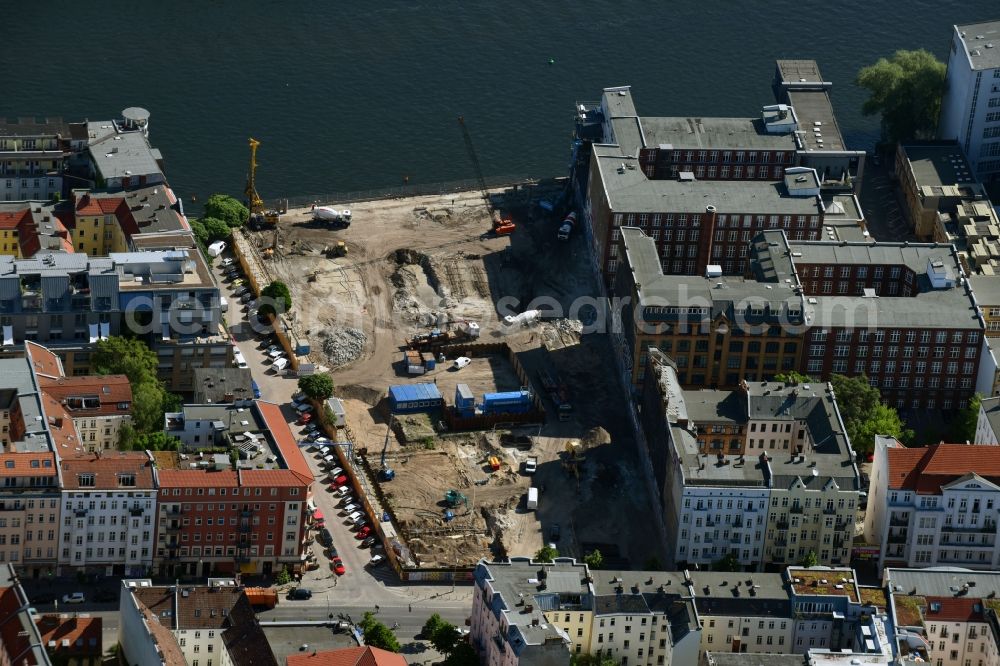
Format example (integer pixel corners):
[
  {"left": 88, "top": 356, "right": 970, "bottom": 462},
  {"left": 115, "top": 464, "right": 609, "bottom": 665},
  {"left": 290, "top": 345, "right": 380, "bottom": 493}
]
[{"left": 408, "top": 603, "right": 412, "bottom": 613}]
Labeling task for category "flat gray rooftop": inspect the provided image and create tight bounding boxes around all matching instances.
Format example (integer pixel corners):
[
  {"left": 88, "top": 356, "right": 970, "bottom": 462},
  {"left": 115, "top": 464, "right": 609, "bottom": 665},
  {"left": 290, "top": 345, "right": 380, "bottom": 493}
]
[
  {"left": 0, "top": 117, "right": 70, "bottom": 138},
  {"left": 684, "top": 390, "right": 745, "bottom": 424},
  {"left": 597, "top": 149, "right": 822, "bottom": 215},
  {"left": 704, "top": 654, "right": 807, "bottom": 666},
  {"left": 902, "top": 143, "right": 978, "bottom": 187},
  {"left": 774, "top": 60, "right": 846, "bottom": 152},
  {"left": 89, "top": 131, "right": 162, "bottom": 181},
  {"left": 980, "top": 397, "right": 1000, "bottom": 444},
  {"left": 957, "top": 21, "right": 1000, "bottom": 70},
  {"left": 0, "top": 357, "right": 53, "bottom": 453},
  {"left": 640, "top": 116, "right": 797, "bottom": 152},
  {"left": 968, "top": 274, "right": 1000, "bottom": 304},
  {"left": 888, "top": 567, "right": 1000, "bottom": 599}
]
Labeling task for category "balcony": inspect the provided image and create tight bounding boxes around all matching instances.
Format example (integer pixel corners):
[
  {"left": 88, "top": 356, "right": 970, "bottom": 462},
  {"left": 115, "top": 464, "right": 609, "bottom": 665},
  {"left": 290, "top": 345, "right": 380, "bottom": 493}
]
[
  {"left": 166, "top": 506, "right": 184, "bottom": 516},
  {"left": 890, "top": 516, "right": 909, "bottom": 527},
  {"left": 823, "top": 506, "right": 837, "bottom": 515},
  {"left": 942, "top": 522, "right": 996, "bottom": 533},
  {"left": 775, "top": 538, "right": 788, "bottom": 547},
  {"left": 888, "top": 533, "right": 908, "bottom": 544},
  {"left": 130, "top": 507, "right": 144, "bottom": 517},
  {"left": 835, "top": 519, "right": 849, "bottom": 531},
  {"left": 790, "top": 504, "right": 804, "bottom": 514},
  {"left": 776, "top": 519, "right": 789, "bottom": 530}
]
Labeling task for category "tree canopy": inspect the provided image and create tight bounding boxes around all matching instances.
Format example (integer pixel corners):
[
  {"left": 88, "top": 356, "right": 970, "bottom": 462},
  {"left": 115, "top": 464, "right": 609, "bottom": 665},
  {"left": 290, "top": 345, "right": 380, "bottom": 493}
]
[
  {"left": 298, "top": 374, "right": 334, "bottom": 401},
  {"left": 535, "top": 545, "right": 559, "bottom": 562},
  {"left": 118, "top": 424, "right": 181, "bottom": 452},
  {"left": 360, "top": 611, "right": 400, "bottom": 652},
  {"left": 953, "top": 393, "right": 983, "bottom": 443},
  {"left": 442, "top": 642, "right": 478, "bottom": 666},
  {"left": 259, "top": 280, "right": 292, "bottom": 317},
  {"left": 583, "top": 549, "right": 604, "bottom": 570},
  {"left": 856, "top": 49, "right": 947, "bottom": 144},
  {"left": 773, "top": 371, "right": 814, "bottom": 385},
  {"left": 203, "top": 194, "right": 249, "bottom": 228},
  {"left": 830, "top": 374, "right": 912, "bottom": 453},
  {"left": 200, "top": 216, "right": 232, "bottom": 243},
  {"left": 712, "top": 552, "right": 741, "bottom": 572},
  {"left": 798, "top": 550, "right": 819, "bottom": 568},
  {"left": 571, "top": 654, "right": 619, "bottom": 666},
  {"left": 94, "top": 337, "right": 175, "bottom": 435}
]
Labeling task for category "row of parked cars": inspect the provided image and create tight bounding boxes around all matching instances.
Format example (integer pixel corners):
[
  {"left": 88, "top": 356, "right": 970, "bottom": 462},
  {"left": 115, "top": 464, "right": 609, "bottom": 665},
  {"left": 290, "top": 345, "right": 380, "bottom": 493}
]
[{"left": 314, "top": 445, "right": 386, "bottom": 568}]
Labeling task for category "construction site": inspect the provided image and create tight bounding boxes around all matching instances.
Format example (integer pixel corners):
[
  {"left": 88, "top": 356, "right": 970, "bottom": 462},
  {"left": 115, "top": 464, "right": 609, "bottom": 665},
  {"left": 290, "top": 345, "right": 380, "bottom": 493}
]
[{"left": 236, "top": 131, "right": 663, "bottom": 571}]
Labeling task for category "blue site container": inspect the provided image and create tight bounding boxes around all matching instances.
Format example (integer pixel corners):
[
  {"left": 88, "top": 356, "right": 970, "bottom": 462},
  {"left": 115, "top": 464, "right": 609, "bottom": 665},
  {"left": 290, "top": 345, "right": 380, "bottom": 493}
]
[
  {"left": 455, "top": 383, "right": 475, "bottom": 417},
  {"left": 482, "top": 389, "right": 532, "bottom": 415},
  {"left": 388, "top": 383, "right": 444, "bottom": 414}
]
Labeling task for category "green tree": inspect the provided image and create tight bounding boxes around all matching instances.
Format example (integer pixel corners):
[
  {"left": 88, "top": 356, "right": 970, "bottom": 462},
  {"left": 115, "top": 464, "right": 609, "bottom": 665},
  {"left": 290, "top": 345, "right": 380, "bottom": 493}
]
[
  {"left": 535, "top": 545, "right": 559, "bottom": 562},
  {"left": 856, "top": 49, "right": 947, "bottom": 143},
  {"left": 570, "top": 654, "right": 619, "bottom": 666},
  {"left": 203, "top": 194, "right": 249, "bottom": 228},
  {"left": 298, "top": 374, "right": 334, "bottom": 401},
  {"left": 443, "top": 642, "right": 479, "bottom": 666},
  {"left": 422, "top": 613, "right": 449, "bottom": 640},
  {"left": 583, "top": 549, "right": 604, "bottom": 570},
  {"left": 954, "top": 393, "right": 983, "bottom": 443},
  {"left": 774, "top": 371, "right": 814, "bottom": 385},
  {"left": 712, "top": 552, "right": 741, "bottom": 572},
  {"left": 644, "top": 556, "right": 664, "bottom": 571},
  {"left": 200, "top": 216, "right": 232, "bottom": 243},
  {"left": 430, "top": 623, "right": 461, "bottom": 656},
  {"left": 118, "top": 421, "right": 137, "bottom": 450},
  {"left": 92, "top": 337, "right": 159, "bottom": 384},
  {"left": 131, "top": 381, "right": 168, "bottom": 433},
  {"left": 830, "top": 374, "right": 912, "bottom": 454},
  {"left": 189, "top": 218, "right": 209, "bottom": 246},
  {"left": 360, "top": 611, "right": 400, "bottom": 652},
  {"left": 798, "top": 550, "right": 819, "bottom": 568},
  {"left": 274, "top": 566, "right": 290, "bottom": 585},
  {"left": 259, "top": 280, "right": 292, "bottom": 317},
  {"left": 132, "top": 432, "right": 182, "bottom": 452}
]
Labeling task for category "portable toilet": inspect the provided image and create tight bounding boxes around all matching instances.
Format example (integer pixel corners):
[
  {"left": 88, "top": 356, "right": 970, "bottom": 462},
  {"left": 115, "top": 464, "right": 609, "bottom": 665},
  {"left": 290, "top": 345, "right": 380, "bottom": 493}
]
[{"left": 454, "top": 383, "right": 475, "bottom": 417}]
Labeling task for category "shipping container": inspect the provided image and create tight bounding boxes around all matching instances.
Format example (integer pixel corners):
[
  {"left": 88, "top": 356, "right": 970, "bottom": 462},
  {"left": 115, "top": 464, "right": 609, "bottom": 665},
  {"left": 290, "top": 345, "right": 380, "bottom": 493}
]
[
  {"left": 388, "top": 383, "right": 444, "bottom": 414},
  {"left": 526, "top": 487, "right": 538, "bottom": 510},
  {"left": 482, "top": 389, "right": 533, "bottom": 415},
  {"left": 454, "top": 383, "right": 475, "bottom": 416}
]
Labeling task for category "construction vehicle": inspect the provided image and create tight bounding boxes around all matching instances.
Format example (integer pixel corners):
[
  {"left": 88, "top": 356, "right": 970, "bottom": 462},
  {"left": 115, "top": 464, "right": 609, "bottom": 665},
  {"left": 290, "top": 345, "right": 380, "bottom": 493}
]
[
  {"left": 562, "top": 439, "right": 586, "bottom": 478},
  {"left": 324, "top": 241, "right": 347, "bottom": 258},
  {"left": 244, "top": 138, "right": 280, "bottom": 230},
  {"left": 458, "top": 117, "right": 515, "bottom": 236},
  {"left": 557, "top": 211, "right": 577, "bottom": 241},
  {"left": 537, "top": 367, "right": 573, "bottom": 421},
  {"left": 444, "top": 489, "right": 469, "bottom": 508},
  {"left": 407, "top": 320, "right": 480, "bottom": 351}
]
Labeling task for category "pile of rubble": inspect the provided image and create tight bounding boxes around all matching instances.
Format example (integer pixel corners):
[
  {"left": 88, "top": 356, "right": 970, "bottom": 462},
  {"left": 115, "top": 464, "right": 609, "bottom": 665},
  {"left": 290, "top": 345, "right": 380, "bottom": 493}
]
[{"left": 318, "top": 326, "right": 368, "bottom": 367}]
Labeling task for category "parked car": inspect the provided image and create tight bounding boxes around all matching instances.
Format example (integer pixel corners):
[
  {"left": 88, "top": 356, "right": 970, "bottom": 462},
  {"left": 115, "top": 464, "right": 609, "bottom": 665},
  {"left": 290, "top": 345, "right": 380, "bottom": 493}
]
[
  {"left": 240, "top": 292, "right": 254, "bottom": 304},
  {"left": 295, "top": 403, "right": 314, "bottom": 414},
  {"left": 251, "top": 380, "right": 261, "bottom": 399},
  {"left": 234, "top": 286, "right": 250, "bottom": 297},
  {"left": 332, "top": 557, "right": 346, "bottom": 575},
  {"left": 329, "top": 467, "right": 344, "bottom": 477},
  {"left": 333, "top": 474, "right": 348, "bottom": 486},
  {"left": 368, "top": 554, "right": 385, "bottom": 567},
  {"left": 220, "top": 258, "right": 234, "bottom": 267},
  {"left": 297, "top": 412, "right": 313, "bottom": 425},
  {"left": 452, "top": 356, "right": 472, "bottom": 370},
  {"left": 231, "top": 278, "right": 245, "bottom": 288},
  {"left": 342, "top": 503, "right": 359, "bottom": 514},
  {"left": 361, "top": 536, "right": 377, "bottom": 548},
  {"left": 291, "top": 391, "right": 306, "bottom": 403},
  {"left": 288, "top": 588, "right": 313, "bottom": 600},
  {"left": 267, "top": 348, "right": 285, "bottom": 360},
  {"left": 61, "top": 592, "right": 85, "bottom": 604},
  {"left": 347, "top": 511, "right": 362, "bottom": 523},
  {"left": 336, "top": 486, "right": 352, "bottom": 497},
  {"left": 549, "top": 523, "right": 561, "bottom": 542},
  {"left": 355, "top": 526, "right": 372, "bottom": 539},
  {"left": 327, "top": 545, "right": 338, "bottom": 558}
]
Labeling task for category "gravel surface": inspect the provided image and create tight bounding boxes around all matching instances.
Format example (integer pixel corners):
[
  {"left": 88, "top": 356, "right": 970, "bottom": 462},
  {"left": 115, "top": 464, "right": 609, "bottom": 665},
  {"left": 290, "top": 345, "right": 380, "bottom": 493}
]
[{"left": 319, "top": 326, "right": 368, "bottom": 367}]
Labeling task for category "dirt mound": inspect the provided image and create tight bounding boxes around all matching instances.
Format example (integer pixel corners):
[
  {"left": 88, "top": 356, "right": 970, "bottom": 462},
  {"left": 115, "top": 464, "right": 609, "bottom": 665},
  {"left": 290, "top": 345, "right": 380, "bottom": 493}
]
[{"left": 318, "top": 326, "right": 368, "bottom": 367}]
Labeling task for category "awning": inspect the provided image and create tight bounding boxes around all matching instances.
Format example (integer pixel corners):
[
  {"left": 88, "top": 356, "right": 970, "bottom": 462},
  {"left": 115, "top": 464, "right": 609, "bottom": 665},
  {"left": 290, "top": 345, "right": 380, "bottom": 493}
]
[
  {"left": 2, "top": 325, "right": 12, "bottom": 347},
  {"left": 312, "top": 510, "right": 324, "bottom": 521},
  {"left": 88, "top": 323, "right": 99, "bottom": 343},
  {"left": 99, "top": 321, "right": 110, "bottom": 340}
]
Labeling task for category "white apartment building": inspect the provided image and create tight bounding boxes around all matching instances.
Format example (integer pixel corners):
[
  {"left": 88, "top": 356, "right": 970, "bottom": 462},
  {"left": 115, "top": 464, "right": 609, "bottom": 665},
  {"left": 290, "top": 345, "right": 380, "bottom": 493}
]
[
  {"left": 644, "top": 353, "right": 860, "bottom": 571},
  {"left": 119, "top": 578, "right": 277, "bottom": 666},
  {"left": 887, "top": 568, "right": 1000, "bottom": 666},
  {"left": 58, "top": 451, "right": 156, "bottom": 576},
  {"left": 866, "top": 437, "right": 1000, "bottom": 571},
  {"left": 939, "top": 21, "right": 1000, "bottom": 184},
  {"left": 976, "top": 395, "right": 1000, "bottom": 445},
  {"left": 470, "top": 559, "right": 700, "bottom": 666}
]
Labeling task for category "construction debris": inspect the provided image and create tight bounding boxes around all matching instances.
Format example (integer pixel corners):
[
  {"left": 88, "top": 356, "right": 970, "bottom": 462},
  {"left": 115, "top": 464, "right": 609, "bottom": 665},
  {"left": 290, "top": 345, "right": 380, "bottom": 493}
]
[{"left": 318, "top": 327, "right": 367, "bottom": 367}]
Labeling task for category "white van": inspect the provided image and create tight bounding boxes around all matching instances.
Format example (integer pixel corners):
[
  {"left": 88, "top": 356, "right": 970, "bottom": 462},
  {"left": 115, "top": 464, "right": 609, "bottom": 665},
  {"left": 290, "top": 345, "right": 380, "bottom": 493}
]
[
  {"left": 233, "top": 350, "right": 248, "bottom": 369},
  {"left": 272, "top": 357, "right": 289, "bottom": 373},
  {"left": 526, "top": 487, "right": 538, "bottom": 511}
]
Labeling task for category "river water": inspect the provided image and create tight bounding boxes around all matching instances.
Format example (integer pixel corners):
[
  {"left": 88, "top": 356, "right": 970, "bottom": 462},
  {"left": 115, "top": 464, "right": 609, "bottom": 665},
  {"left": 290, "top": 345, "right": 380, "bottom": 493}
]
[{"left": 2, "top": 1, "right": 996, "bottom": 204}]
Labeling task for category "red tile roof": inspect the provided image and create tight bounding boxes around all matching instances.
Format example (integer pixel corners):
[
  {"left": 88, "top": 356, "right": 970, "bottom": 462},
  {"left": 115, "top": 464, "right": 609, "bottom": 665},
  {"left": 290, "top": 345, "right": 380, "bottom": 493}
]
[
  {"left": 74, "top": 192, "right": 124, "bottom": 216},
  {"left": 35, "top": 614, "right": 102, "bottom": 656},
  {"left": 888, "top": 444, "right": 1000, "bottom": 493},
  {"left": 157, "top": 469, "right": 239, "bottom": 489},
  {"left": 0, "top": 209, "right": 30, "bottom": 230},
  {"left": 923, "top": 596, "right": 985, "bottom": 623},
  {"left": 60, "top": 452, "right": 155, "bottom": 490},
  {"left": 255, "top": 400, "right": 313, "bottom": 483},
  {"left": 42, "top": 392, "right": 85, "bottom": 455},
  {"left": 0, "top": 452, "right": 57, "bottom": 477},
  {"left": 25, "top": 340, "right": 64, "bottom": 379},
  {"left": 239, "top": 469, "right": 310, "bottom": 488},
  {"left": 0, "top": 585, "right": 44, "bottom": 665},
  {"left": 40, "top": 375, "right": 132, "bottom": 416},
  {"left": 286, "top": 646, "right": 407, "bottom": 666}
]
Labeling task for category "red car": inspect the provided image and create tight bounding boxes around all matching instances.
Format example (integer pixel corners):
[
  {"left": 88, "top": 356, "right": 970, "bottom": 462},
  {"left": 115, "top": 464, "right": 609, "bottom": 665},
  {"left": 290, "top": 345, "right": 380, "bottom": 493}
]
[
  {"left": 297, "top": 412, "right": 313, "bottom": 425},
  {"left": 355, "top": 526, "right": 372, "bottom": 539},
  {"left": 332, "top": 557, "right": 346, "bottom": 575},
  {"left": 333, "top": 475, "right": 348, "bottom": 486}
]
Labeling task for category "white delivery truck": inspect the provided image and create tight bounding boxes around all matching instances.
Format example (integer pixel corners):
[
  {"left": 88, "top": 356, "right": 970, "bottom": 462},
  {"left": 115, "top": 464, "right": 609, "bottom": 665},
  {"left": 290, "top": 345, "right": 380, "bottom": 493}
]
[
  {"left": 526, "top": 487, "right": 539, "bottom": 511},
  {"left": 272, "top": 357, "right": 289, "bottom": 373}
]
